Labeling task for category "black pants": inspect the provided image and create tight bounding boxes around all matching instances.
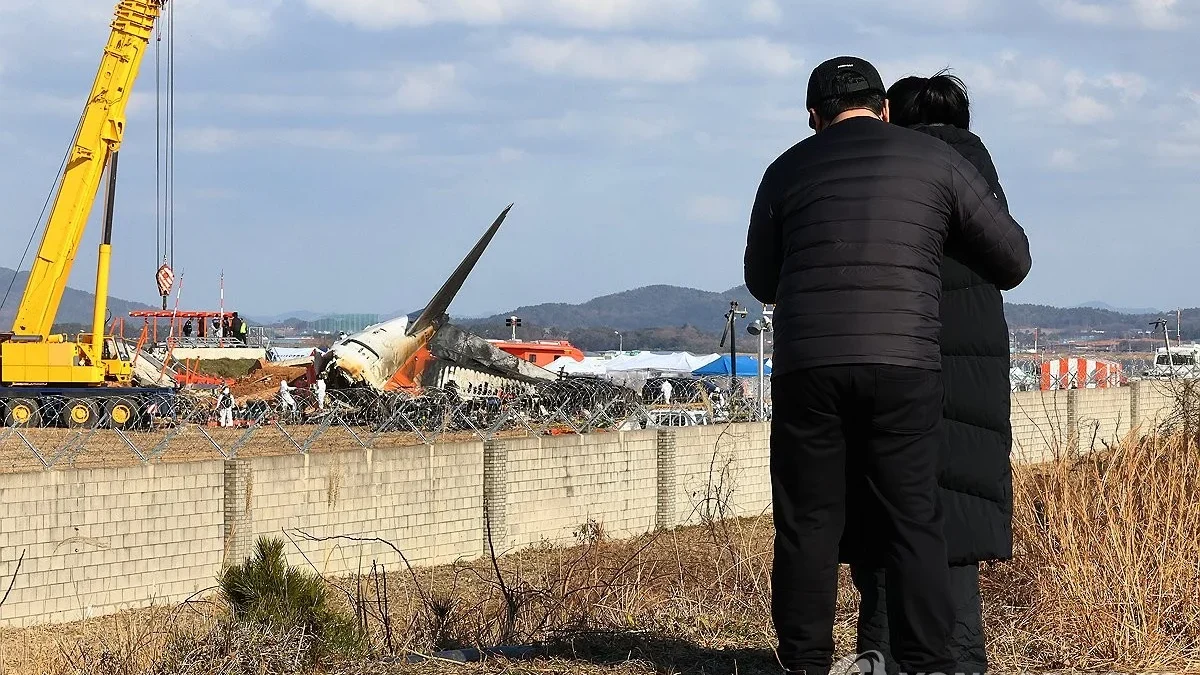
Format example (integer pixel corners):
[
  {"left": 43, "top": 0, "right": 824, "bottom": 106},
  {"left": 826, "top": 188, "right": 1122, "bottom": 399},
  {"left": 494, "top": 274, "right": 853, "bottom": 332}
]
[
  {"left": 771, "top": 366, "right": 955, "bottom": 675},
  {"left": 851, "top": 564, "right": 987, "bottom": 675}
]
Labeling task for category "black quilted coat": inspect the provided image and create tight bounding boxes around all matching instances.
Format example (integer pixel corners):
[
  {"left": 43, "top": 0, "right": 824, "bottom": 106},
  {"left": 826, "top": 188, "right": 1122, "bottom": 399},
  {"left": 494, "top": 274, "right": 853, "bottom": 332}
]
[{"left": 842, "top": 123, "right": 1014, "bottom": 565}]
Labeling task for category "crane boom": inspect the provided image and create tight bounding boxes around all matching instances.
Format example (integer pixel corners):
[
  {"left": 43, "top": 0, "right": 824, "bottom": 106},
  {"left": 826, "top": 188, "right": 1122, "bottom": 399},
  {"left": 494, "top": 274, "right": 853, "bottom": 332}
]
[{"left": 12, "top": 1, "right": 162, "bottom": 342}]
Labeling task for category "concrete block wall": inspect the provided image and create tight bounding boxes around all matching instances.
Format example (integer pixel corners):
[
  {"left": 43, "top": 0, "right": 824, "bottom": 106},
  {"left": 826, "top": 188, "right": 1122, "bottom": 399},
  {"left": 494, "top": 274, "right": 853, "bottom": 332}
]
[
  {"left": 1010, "top": 390, "right": 1072, "bottom": 463},
  {"left": 1074, "top": 386, "right": 1132, "bottom": 451},
  {"left": 503, "top": 430, "right": 659, "bottom": 549},
  {"left": 249, "top": 442, "right": 484, "bottom": 576},
  {"left": 0, "top": 461, "right": 224, "bottom": 627},
  {"left": 1134, "top": 380, "right": 1178, "bottom": 429},
  {"left": 0, "top": 384, "right": 1184, "bottom": 629},
  {"left": 674, "top": 423, "right": 771, "bottom": 525}
]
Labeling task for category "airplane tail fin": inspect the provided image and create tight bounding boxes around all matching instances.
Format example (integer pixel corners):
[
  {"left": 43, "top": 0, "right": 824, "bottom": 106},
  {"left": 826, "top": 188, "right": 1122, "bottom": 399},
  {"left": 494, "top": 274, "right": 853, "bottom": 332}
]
[{"left": 406, "top": 204, "right": 512, "bottom": 337}]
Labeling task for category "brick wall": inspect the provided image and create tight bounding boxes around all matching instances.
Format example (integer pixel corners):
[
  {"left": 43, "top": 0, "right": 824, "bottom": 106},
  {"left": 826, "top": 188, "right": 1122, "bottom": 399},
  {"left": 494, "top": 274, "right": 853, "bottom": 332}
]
[
  {"left": 0, "top": 385, "right": 1183, "bottom": 628},
  {"left": 0, "top": 461, "right": 223, "bottom": 627}
]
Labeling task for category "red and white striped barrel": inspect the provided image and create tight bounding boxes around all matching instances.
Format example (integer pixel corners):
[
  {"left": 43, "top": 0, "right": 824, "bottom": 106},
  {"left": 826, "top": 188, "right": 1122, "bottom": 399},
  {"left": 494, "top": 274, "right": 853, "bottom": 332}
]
[{"left": 1040, "top": 358, "right": 1123, "bottom": 390}]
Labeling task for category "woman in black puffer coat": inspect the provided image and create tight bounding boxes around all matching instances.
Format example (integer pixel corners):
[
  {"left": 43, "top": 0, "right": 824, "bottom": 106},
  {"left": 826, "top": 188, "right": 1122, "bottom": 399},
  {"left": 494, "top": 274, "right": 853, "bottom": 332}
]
[{"left": 839, "top": 73, "right": 1013, "bottom": 675}]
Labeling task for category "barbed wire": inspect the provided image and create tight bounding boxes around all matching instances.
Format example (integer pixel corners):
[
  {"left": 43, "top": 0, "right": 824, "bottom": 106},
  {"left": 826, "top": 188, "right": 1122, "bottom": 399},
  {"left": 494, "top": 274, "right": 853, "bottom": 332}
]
[
  {"left": 0, "top": 356, "right": 1186, "bottom": 471},
  {"left": 0, "top": 375, "right": 769, "bottom": 471}
]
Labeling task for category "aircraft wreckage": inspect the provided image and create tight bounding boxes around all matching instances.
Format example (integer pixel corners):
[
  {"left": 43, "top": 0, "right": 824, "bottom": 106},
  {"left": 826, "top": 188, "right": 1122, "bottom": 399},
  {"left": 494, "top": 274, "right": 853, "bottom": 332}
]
[{"left": 316, "top": 205, "right": 557, "bottom": 394}]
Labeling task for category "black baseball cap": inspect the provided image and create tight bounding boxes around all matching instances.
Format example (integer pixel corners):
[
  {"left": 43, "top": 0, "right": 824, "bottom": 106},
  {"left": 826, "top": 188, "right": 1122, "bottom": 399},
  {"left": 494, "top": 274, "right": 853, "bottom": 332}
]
[{"left": 805, "top": 56, "right": 886, "bottom": 109}]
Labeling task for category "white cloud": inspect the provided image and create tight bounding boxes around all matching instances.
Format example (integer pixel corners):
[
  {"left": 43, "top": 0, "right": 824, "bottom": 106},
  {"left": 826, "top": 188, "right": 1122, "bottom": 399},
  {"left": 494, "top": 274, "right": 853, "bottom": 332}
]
[
  {"left": 1132, "top": 0, "right": 1182, "bottom": 29},
  {"left": 502, "top": 35, "right": 801, "bottom": 83},
  {"left": 1064, "top": 94, "right": 1113, "bottom": 123},
  {"left": 0, "top": 0, "right": 282, "bottom": 49},
  {"left": 1100, "top": 72, "right": 1148, "bottom": 102},
  {"left": 1048, "top": 148, "right": 1082, "bottom": 171},
  {"left": 304, "top": 0, "right": 702, "bottom": 30},
  {"left": 381, "top": 64, "right": 467, "bottom": 112},
  {"left": 613, "top": 116, "right": 679, "bottom": 142},
  {"left": 170, "top": 0, "right": 284, "bottom": 47},
  {"left": 1049, "top": 0, "right": 1186, "bottom": 29},
  {"left": 495, "top": 147, "right": 527, "bottom": 162},
  {"left": 685, "top": 195, "right": 741, "bottom": 225},
  {"left": 745, "top": 0, "right": 783, "bottom": 24},
  {"left": 1048, "top": 0, "right": 1115, "bottom": 24},
  {"left": 724, "top": 37, "right": 803, "bottom": 77},
  {"left": 179, "top": 127, "right": 413, "bottom": 154},
  {"left": 503, "top": 35, "right": 706, "bottom": 83}
]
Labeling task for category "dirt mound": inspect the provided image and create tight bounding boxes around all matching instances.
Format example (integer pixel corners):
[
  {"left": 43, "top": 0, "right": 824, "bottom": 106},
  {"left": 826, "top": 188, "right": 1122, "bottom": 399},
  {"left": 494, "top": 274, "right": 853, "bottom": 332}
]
[
  {"left": 190, "top": 358, "right": 263, "bottom": 379},
  {"left": 229, "top": 363, "right": 309, "bottom": 401}
]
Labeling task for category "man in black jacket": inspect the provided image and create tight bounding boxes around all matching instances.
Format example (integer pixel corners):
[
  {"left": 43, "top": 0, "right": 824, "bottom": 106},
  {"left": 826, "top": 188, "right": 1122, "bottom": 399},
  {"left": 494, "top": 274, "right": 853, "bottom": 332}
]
[{"left": 744, "top": 56, "right": 1032, "bottom": 675}]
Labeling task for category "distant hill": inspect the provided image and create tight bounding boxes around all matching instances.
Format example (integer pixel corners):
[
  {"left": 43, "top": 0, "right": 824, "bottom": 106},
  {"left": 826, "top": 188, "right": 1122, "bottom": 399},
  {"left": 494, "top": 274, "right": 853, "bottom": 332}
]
[
  {"left": 0, "top": 266, "right": 155, "bottom": 328},
  {"left": 1004, "top": 303, "right": 1200, "bottom": 335},
  {"left": 457, "top": 285, "right": 1199, "bottom": 351},
  {"left": 467, "top": 284, "right": 760, "bottom": 334},
  {"left": 1075, "top": 301, "right": 1163, "bottom": 316},
  {"left": 247, "top": 310, "right": 328, "bottom": 324}
]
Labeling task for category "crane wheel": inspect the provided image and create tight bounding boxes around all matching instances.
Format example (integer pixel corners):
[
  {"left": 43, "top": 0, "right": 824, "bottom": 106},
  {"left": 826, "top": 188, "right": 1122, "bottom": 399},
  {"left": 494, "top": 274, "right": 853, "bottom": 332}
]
[
  {"left": 104, "top": 397, "right": 140, "bottom": 430},
  {"left": 4, "top": 399, "right": 41, "bottom": 428},
  {"left": 62, "top": 399, "right": 100, "bottom": 429}
]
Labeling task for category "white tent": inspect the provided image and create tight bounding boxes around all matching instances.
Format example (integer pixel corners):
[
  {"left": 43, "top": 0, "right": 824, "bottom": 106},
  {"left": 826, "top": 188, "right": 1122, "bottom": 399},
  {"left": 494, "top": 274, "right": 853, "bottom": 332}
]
[
  {"left": 545, "top": 356, "right": 608, "bottom": 376},
  {"left": 605, "top": 352, "right": 720, "bottom": 373},
  {"left": 544, "top": 352, "right": 722, "bottom": 378}
]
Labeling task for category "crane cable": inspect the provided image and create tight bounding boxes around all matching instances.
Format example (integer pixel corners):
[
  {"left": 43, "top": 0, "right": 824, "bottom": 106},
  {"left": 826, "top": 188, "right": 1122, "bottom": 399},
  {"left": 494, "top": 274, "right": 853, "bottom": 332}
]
[
  {"left": 155, "top": 2, "right": 176, "bottom": 272},
  {"left": 154, "top": 0, "right": 177, "bottom": 308},
  {"left": 167, "top": 0, "right": 175, "bottom": 268}
]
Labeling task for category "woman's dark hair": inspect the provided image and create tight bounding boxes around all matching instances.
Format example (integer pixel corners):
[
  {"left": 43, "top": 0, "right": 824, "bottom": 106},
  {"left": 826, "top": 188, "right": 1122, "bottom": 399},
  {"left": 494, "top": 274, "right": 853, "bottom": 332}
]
[{"left": 886, "top": 70, "right": 970, "bottom": 130}]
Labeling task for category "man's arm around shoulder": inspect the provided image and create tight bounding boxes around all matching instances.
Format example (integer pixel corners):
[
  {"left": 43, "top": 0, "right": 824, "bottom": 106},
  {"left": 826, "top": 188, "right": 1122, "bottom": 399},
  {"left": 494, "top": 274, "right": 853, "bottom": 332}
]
[
  {"left": 744, "top": 166, "right": 782, "bottom": 303},
  {"left": 947, "top": 151, "right": 1032, "bottom": 291}
]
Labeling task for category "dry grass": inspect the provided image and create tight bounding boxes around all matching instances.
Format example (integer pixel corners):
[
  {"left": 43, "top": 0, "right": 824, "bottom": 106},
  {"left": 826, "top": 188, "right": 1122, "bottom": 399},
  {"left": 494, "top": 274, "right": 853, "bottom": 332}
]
[
  {"left": 5, "top": 430, "right": 1200, "bottom": 674},
  {"left": 986, "top": 431, "right": 1200, "bottom": 672}
]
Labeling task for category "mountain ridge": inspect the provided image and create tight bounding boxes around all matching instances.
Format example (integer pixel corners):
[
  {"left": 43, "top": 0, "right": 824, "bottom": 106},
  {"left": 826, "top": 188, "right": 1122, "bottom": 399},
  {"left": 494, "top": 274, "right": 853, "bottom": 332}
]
[{"left": 0, "top": 267, "right": 155, "bottom": 328}]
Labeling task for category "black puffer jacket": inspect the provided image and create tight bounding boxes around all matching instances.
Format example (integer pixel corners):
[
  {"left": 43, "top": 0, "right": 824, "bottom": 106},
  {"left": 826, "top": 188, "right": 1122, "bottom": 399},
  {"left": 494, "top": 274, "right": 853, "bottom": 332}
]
[
  {"left": 842, "top": 123, "right": 1015, "bottom": 565},
  {"left": 744, "top": 117, "right": 1030, "bottom": 377}
]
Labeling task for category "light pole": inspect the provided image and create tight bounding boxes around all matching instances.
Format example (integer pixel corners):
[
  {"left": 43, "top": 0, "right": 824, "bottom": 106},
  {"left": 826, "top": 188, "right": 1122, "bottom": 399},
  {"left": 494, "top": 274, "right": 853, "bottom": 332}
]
[
  {"left": 505, "top": 315, "right": 522, "bottom": 341},
  {"left": 747, "top": 307, "right": 773, "bottom": 421},
  {"left": 720, "top": 301, "right": 749, "bottom": 410},
  {"left": 615, "top": 330, "right": 623, "bottom": 352}
]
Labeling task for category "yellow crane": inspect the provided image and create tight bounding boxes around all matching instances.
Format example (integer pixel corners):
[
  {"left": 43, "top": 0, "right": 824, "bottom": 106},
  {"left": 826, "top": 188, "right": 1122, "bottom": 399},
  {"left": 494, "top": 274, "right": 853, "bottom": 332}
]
[{"left": 0, "top": 1, "right": 165, "bottom": 428}]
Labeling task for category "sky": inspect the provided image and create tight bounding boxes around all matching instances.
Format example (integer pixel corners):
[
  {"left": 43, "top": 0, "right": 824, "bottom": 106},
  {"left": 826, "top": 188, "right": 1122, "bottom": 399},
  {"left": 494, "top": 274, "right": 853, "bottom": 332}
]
[{"left": 0, "top": 0, "right": 1196, "bottom": 319}]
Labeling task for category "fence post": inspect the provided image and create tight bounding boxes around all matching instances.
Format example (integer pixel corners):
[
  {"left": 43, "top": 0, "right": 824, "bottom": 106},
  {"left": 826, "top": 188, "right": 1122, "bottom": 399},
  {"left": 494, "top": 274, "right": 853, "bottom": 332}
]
[
  {"left": 222, "top": 458, "right": 253, "bottom": 568},
  {"left": 482, "top": 439, "right": 508, "bottom": 556},
  {"left": 656, "top": 428, "right": 677, "bottom": 530},
  {"left": 1066, "top": 388, "right": 1080, "bottom": 455},
  {"left": 1129, "top": 379, "right": 1141, "bottom": 435}
]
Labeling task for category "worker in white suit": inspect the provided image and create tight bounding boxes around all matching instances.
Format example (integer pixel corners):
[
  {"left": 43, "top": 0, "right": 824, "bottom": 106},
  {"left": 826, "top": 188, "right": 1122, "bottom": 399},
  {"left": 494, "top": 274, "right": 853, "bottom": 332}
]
[
  {"left": 218, "top": 386, "right": 235, "bottom": 428},
  {"left": 279, "top": 379, "right": 297, "bottom": 415},
  {"left": 314, "top": 377, "right": 327, "bottom": 411}
]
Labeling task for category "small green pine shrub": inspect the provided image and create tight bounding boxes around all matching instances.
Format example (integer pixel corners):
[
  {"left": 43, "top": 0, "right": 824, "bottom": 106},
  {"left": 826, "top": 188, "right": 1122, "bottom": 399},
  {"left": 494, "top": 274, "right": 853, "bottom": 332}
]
[{"left": 218, "top": 536, "right": 363, "bottom": 660}]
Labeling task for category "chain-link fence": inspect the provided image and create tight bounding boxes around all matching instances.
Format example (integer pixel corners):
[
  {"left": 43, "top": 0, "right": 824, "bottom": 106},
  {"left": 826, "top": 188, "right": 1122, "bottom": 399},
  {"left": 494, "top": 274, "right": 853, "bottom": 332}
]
[{"left": 0, "top": 375, "right": 771, "bottom": 471}]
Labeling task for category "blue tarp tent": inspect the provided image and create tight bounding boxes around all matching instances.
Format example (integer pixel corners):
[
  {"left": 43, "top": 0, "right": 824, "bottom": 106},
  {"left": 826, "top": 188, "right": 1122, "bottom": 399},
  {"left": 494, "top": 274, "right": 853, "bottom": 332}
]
[{"left": 691, "top": 355, "right": 771, "bottom": 376}]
